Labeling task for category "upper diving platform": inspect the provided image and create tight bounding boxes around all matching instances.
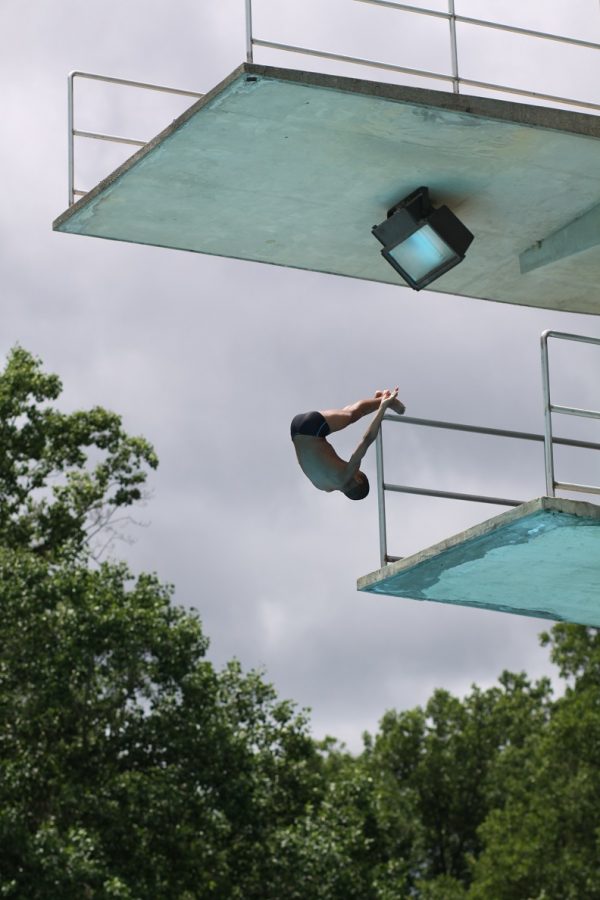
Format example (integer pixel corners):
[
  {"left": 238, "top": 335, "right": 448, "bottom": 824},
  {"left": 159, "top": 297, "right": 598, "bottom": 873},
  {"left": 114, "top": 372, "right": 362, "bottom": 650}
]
[
  {"left": 54, "top": 63, "right": 600, "bottom": 315},
  {"left": 358, "top": 497, "right": 600, "bottom": 626}
]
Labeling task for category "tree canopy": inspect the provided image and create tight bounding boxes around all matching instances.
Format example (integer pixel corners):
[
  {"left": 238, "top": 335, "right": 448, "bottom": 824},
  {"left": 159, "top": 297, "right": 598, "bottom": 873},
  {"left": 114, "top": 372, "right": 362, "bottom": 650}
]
[{"left": 0, "top": 346, "right": 157, "bottom": 561}]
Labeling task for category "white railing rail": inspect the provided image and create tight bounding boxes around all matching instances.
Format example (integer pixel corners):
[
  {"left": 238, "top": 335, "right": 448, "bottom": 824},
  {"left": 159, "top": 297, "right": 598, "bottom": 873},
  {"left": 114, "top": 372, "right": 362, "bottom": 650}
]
[
  {"left": 67, "top": 4, "right": 600, "bottom": 205},
  {"left": 245, "top": 0, "right": 600, "bottom": 114},
  {"left": 67, "top": 71, "right": 204, "bottom": 206},
  {"left": 541, "top": 330, "right": 600, "bottom": 498},
  {"left": 375, "top": 330, "right": 600, "bottom": 567}
]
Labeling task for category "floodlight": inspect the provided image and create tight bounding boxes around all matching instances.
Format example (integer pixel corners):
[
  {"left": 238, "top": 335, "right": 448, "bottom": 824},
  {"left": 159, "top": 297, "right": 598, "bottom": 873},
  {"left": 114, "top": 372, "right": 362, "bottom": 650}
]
[{"left": 372, "top": 186, "right": 473, "bottom": 290}]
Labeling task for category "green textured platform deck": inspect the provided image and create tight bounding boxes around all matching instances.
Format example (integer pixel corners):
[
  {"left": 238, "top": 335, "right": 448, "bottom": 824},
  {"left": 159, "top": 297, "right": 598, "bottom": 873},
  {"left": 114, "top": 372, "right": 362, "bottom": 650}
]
[
  {"left": 54, "top": 64, "right": 600, "bottom": 315},
  {"left": 358, "top": 498, "right": 600, "bottom": 625}
]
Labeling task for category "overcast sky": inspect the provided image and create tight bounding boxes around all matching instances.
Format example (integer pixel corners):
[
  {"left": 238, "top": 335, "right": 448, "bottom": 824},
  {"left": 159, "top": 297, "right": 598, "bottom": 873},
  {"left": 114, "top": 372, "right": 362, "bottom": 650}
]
[{"left": 3, "top": 0, "right": 600, "bottom": 750}]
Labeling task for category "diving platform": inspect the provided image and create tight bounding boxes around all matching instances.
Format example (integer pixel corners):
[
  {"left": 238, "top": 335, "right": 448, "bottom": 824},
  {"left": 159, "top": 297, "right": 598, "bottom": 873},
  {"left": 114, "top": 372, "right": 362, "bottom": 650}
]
[
  {"left": 54, "top": 63, "right": 600, "bottom": 315},
  {"left": 358, "top": 497, "right": 600, "bottom": 626},
  {"left": 360, "top": 330, "right": 600, "bottom": 626}
]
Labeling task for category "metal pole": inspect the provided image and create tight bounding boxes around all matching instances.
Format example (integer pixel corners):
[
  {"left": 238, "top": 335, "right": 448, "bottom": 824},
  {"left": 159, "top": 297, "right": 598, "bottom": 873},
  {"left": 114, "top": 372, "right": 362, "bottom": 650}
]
[
  {"left": 375, "top": 428, "right": 389, "bottom": 567},
  {"left": 245, "top": 0, "right": 254, "bottom": 62},
  {"left": 68, "top": 70, "right": 203, "bottom": 98},
  {"left": 354, "top": 0, "right": 600, "bottom": 54},
  {"left": 250, "top": 38, "right": 600, "bottom": 111},
  {"left": 448, "top": 0, "right": 459, "bottom": 93},
  {"left": 540, "top": 330, "right": 556, "bottom": 497},
  {"left": 68, "top": 72, "right": 75, "bottom": 205}
]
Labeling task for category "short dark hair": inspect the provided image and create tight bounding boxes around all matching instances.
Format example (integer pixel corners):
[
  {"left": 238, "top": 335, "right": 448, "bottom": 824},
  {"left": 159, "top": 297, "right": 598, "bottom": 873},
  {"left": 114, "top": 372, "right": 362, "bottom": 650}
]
[{"left": 344, "top": 472, "right": 370, "bottom": 501}]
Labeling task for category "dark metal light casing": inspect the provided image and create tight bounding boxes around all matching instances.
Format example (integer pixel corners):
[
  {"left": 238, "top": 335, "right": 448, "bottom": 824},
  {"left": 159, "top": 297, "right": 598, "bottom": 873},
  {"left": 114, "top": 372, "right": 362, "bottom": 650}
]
[{"left": 372, "top": 186, "right": 474, "bottom": 291}]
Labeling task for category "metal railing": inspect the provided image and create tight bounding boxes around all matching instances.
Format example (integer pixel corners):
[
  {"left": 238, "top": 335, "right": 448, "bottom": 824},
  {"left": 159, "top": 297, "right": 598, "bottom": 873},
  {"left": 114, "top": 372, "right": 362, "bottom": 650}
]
[
  {"left": 375, "top": 330, "right": 600, "bottom": 567},
  {"left": 244, "top": 0, "right": 600, "bottom": 114},
  {"left": 541, "top": 329, "right": 600, "bottom": 498},
  {"left": 67, "top": 3, "right": 600, "bottom": 204},
  {"left": 67, "top": 71, "right": 204, "bottom": 206}
]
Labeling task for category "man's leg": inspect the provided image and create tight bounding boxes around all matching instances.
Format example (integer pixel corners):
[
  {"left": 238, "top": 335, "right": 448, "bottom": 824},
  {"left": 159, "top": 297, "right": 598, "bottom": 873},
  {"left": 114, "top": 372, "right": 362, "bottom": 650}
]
[{"left": 321, "top": 391, "right": 404, "bottom": 434}]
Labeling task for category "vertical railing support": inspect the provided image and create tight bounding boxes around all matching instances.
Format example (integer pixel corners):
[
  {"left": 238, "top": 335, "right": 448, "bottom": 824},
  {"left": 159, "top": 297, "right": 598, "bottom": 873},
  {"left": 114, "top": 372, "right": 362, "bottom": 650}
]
[
  {"left": 448, "top": 0, "right": 460, "bottom": 93},
  {"left": 245, "top": 0, "right": 254, "bottom": 62},
  {"left": 68, "top": 71, "right": 76, "bottom": 205},
  {"left": 375, "top": 428, "right": 389, "bottom": 567},
  {"left": 540, "top": 330, "right": 556, "bottom": 497}
]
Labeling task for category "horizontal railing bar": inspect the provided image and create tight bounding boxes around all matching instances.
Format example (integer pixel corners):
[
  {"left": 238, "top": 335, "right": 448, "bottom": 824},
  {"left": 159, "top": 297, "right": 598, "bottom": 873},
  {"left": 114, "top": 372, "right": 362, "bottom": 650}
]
[
  {"left": 457, "top": 15, "right": 600, "bottom": 52},
  {"left": 384, "top": 482, "right": 523, "bottom": 507},
  {"left": 73, "top": 189, "right": 86, "bottom": 197},
  {"left": 551, "top": 404, "right": 600, "bottom": 421},
  {"left": 383, "top": 414, "right": 600, "bottom": 451},
  {"left": 353, "top": 0, "right": 600, "bottom": 53},
  {"left": 555, "top": 481, "right": 600, "bottom": 496},
  {"left": 252, "top": 40, "right": 600, "bottom": 114},
  {"left": 545, "top": 330, "right": 600, "bottom": 347},
  {"left": 386, "top": 554, "right": 402, "bottom": 562},
  {"left": 553, "top": 436, "right": 600, "bottom": 451},
  {"left": 458, "top": 78, "right": 600, "bottom": 114},
  {"left": 73, "top": 129, "right": 147, "bottom": 147},
  {"left": 71, "top": 70, "right": 204, "bottom": 99},
  {"left": 385, "top": 414, "right": 539, "bottom": 440},
  {"left": 353, "top": 0, "right": 449, "bottom": 21},
  {"left": 252, "top": 39, "right": 453, "bottom": 83}
]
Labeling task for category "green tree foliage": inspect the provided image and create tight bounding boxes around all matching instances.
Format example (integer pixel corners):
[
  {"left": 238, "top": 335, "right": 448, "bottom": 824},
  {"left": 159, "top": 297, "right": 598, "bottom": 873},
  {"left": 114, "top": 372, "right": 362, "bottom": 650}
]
[
  {"left": 0, "top": 349, "right": 321, "bottom": 898},
  {"left": 0, "top": 346, "right": 157, "bottom": 560},
  {"left": 470, "top": 625, "right": 600, "bottom": 899},
  {"left": 361, "top": 674, "right": 552, "bottom": 897},
  {"left": 0, "top": 548, "right": 322, "bottom": 899}
]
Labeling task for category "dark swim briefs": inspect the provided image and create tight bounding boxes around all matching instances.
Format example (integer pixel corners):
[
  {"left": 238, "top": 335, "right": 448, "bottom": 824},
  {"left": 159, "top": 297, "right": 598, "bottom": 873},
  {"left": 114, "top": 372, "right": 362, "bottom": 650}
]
[{"left": 290, "top": 410, "right": 331, "bottom": 441}]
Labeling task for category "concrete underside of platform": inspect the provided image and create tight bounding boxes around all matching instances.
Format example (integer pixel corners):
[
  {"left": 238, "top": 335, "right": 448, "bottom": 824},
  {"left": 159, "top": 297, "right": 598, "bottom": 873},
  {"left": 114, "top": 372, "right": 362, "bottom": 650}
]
[
  {"left": 358, "top": 497, "right": 600, "bottom": 626},
  {"left": 54, "top": 64, "right": 600, "bottom": 315}
]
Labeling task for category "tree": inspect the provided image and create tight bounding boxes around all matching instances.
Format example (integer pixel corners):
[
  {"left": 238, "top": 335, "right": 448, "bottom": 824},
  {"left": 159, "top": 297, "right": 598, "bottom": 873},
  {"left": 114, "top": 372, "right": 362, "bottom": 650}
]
[
  {"left": 470, "top": 625, "right": 600, "bottom": 900},
  {"left": 0, "top": 348, "right": 323, "bottom": 898},
  {"left": 362, "top": 673, "right": 552, "bottom": 896},
  {"left": 0, "top": 548, "right": 325, "bottom": 899},
  {"left": 0, "top": 346, "right": 157, "bottom": 560}
]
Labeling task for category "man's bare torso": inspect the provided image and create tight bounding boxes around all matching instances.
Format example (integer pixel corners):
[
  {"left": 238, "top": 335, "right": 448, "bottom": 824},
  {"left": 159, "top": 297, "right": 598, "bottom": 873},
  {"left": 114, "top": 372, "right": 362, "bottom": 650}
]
[{"left": 292, "top": 435, "right": 350, "bottom": 492}]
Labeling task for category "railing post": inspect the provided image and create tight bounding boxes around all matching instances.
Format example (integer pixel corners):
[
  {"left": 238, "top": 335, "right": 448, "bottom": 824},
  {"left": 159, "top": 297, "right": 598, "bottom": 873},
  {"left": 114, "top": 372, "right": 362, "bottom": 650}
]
[
  {"left": 540, "top": 330, "right": 556, "bottom": 497},
  {"left": 375, "top": 427, "right": 389, "bottom": 567},
  {"left": 245, "top": 0, "right": 254, "bottom": 62},
  {"left": 448, "top": 0, "right": 460, "bottom": 93},
  {"left": 68, "top": 72, "right": 76, "bottom": 205}
]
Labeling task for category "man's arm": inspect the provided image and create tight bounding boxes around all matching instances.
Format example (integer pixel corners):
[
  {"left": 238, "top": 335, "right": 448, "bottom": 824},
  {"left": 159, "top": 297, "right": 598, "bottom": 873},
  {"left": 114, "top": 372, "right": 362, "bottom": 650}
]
[{"left": 343, "top": 388, "right": 399, "bottom": 481}]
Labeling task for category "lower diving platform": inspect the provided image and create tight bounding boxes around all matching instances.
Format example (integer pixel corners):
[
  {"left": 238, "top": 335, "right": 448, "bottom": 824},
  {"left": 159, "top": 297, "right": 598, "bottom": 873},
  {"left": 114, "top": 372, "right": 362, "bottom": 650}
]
[{"left": 358, "top": 497, "right": 600, "bottom": 626}]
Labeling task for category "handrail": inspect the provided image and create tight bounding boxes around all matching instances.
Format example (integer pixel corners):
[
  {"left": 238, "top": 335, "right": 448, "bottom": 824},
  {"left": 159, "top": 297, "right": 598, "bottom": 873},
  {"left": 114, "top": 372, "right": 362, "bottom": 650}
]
[
  {"left": 252, "top": 39, "right": 451, "bottom": 84},
  {"left": 375, "top": 331, "right": 600, "bottom": 566},
  {"left": 67, "top": 4, "right": 600, "bottom": 205},
  {"left": 354, "top": 0, "right": 600, "bottom": 54},
  {"left": 384, "top": 413, "right": 600, "bottom": 451},
  {"left": 244, "top": 0, "right": 600, "bottom": 114},
  {"left": 541, "top": 330, "right": 600, "bottom": 497},
  {"left": 68, "top": 71, "right": 204, "bottom": 205}
]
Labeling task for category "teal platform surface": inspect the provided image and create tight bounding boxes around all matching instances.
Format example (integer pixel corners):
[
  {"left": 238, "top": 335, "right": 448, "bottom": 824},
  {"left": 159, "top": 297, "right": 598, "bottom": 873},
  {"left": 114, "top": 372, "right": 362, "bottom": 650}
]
[
  {"left": 358, "top": 498, "right": 600, "bottom": 625},
  {"left": 54, "top": 64, "right": 600, "bottom": 315}
]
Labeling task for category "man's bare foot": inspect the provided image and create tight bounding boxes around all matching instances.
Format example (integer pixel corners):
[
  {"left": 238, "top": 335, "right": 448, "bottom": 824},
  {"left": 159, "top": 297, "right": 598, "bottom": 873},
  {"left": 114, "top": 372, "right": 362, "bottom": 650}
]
[{"left": 376, "top": 389, "right": 405, "bottom": 415}]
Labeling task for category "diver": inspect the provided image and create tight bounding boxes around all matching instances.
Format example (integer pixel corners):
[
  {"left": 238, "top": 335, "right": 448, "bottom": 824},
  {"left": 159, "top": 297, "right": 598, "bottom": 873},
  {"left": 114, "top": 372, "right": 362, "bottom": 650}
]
[{"left": 291, "top": 389, "right": 405, "bottom": 500}]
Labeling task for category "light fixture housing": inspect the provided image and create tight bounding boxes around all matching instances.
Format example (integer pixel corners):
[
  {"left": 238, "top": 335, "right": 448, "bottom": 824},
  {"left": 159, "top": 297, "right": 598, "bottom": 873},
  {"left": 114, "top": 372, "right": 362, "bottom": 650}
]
[{"left": 372, "top": 186, "right": 474, "bottom": 291}]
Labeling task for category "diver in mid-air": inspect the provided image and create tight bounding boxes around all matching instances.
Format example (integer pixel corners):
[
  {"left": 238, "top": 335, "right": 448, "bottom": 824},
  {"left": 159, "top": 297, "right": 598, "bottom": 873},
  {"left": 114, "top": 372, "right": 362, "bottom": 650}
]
[{"left": 291, "top": 388, "right": 405, "bottom": 500}]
